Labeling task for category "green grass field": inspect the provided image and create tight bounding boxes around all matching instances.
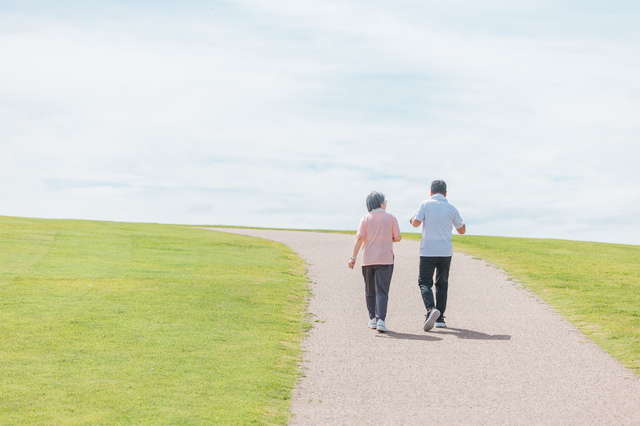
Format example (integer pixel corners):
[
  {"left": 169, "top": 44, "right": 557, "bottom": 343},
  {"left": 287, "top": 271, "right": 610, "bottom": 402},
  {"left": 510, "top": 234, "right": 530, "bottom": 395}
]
[
  {"left": 0, "top": 216, "right": 309, "bottom": 425},
  {"left": 402, "top": 232, "right": 640, "bottom": 375},
  {"left": 3, "top": 217, "right": 639, "bottom": 425}
]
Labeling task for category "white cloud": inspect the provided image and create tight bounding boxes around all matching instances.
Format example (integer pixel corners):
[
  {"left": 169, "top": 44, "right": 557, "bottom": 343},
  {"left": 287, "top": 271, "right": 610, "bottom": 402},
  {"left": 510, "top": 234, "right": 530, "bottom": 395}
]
[{"left": 1, "top": 1, "right": 639, "bottom": 244}]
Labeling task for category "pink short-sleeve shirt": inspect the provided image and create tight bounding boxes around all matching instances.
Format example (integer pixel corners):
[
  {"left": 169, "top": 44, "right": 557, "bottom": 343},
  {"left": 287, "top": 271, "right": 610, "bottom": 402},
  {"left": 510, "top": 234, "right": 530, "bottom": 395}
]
[{"left": 356, "top": 210, "right": 401, "bottom": 266}]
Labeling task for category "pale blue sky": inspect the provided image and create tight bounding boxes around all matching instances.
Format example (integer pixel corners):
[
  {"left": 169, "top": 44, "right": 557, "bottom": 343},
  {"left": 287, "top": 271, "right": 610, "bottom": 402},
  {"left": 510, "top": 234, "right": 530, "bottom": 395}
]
[{"left": 1, "top": 1, "right": 639, "bottom": 244}]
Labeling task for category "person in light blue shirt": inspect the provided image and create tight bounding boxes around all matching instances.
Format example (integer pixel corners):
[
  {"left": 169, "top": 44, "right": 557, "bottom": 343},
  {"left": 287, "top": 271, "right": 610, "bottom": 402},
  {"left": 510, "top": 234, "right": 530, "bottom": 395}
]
[{"left": 410, "top": 180, "right": 466, "bottom": 331}]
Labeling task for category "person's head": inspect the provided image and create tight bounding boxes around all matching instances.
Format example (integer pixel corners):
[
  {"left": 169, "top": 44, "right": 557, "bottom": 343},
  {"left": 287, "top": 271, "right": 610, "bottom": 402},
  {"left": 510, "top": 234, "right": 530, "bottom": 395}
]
[
  {"left": 366, "top": 191, "right": 387, "bottom": 212},
  {"left": 430, "top": 180, "right": 447, "bottom": 196}
]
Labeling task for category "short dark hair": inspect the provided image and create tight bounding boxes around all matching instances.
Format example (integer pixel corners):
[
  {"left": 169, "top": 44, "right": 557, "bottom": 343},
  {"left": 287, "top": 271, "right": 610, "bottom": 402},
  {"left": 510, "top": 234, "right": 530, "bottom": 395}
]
[
  {"left": 366, "top": 191, "right": 386, "bottom": 212},
  {"left": 431, "top": 180, "right": 447, "bottom": 195}
]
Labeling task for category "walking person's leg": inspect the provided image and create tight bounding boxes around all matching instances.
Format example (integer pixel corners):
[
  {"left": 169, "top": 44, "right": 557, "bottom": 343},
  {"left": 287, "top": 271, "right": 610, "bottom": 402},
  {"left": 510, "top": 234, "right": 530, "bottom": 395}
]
[
  {"left": 373, "top": 264, "right": 393, "bottom": 322},
  {"left": 362, "top": 266, "right": 378, "bottom": 328},
  {"left": 434, "top": 256, "right": 451, "bottom": 327},
  {"left": 418, "top": 257, "right": 436, "bottom": 310},
  {"left": 418, "top": 257, "right": 440, "bottom": 331},
  {"left": 434, "top": 256, "right": 451, "bottom": 314}
]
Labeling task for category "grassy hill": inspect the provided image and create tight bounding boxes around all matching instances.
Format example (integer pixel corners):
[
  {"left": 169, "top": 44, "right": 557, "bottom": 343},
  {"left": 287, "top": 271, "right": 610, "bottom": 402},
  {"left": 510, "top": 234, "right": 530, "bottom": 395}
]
[
  {"left": 0, "top": 216, "right": 308, "bottom": 425},
  {"left": 2, "top": 216, "right": 638, "bottom": 425}
]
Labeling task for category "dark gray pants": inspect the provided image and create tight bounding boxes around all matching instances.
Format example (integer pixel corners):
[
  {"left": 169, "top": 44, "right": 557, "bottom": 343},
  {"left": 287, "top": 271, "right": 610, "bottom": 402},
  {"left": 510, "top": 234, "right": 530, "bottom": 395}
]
[
  {"left": 362, "top": 264, "right": 394, "bottom": 321},
  {"left": 418, "top": 256, "right": 451, "bottom": 315}
]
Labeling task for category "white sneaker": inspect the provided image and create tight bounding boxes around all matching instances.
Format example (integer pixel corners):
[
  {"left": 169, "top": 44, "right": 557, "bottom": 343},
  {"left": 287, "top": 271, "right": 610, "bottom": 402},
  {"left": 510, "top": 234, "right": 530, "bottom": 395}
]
[
  {"left": 368, "top": 318, "right": 377, "bottom": 329},
  {"left": 435, "top": 316, "right": 446, "bottom": 328},
  {"left": 423, "top": 309, "right": 440, "bottom": 332},
  {"left": 376, "top": 319, "right": 387, "bottom": 332}
]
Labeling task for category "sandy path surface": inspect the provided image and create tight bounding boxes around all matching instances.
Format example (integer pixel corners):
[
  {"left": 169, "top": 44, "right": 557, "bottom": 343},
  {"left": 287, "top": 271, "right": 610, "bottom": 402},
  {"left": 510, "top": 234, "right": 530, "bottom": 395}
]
[{"left": 208, "top": 228, "right": 640, "bottom": 425}]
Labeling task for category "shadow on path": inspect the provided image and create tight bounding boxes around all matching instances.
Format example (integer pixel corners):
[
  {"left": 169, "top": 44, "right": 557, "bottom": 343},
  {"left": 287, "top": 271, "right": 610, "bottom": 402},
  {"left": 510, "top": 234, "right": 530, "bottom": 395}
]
[
  {"left": 437, "top": 327, "right": 511, "bottom": 340},
  {"left": 376, "top": 331, "right": 443, "bottom": 341}
]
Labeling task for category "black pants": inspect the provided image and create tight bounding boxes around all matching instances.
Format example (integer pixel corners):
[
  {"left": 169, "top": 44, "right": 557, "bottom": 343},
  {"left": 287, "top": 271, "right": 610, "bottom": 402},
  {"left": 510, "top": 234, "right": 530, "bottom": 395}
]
[
  {"left": 418, "top": 256, "right": 452, "bottom": 315},
  {"left": 362, "top": 264, "right": 394, "bottom": 321}
]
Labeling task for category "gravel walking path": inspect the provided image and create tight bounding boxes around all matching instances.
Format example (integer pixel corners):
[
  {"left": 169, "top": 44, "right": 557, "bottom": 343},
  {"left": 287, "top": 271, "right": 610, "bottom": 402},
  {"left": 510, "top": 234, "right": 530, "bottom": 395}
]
[{"left": 209, "top": 228, "right": 640, "bottom": 425}]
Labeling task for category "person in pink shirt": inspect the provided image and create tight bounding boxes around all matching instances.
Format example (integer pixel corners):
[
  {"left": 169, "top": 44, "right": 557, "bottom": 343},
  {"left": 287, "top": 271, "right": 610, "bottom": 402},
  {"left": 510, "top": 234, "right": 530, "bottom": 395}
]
[{"left": 348, "top": 191, "right": 401, "bottom": 332}]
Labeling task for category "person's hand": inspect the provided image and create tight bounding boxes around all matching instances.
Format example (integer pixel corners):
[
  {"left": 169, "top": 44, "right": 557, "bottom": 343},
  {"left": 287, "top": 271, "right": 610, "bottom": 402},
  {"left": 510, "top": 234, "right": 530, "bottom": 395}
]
[{"left": 348, "top": 258, "right": 356, "bottom": 269}]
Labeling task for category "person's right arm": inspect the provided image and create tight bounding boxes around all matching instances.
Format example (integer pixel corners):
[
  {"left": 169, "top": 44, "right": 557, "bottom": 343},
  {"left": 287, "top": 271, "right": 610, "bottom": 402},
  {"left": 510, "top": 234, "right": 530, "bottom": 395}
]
[
  {"left": 452, "top": 208, "right": 466, "bottom": 234},
  {"left": 392, "top": 215, "right": 402, "bottom": 241}
]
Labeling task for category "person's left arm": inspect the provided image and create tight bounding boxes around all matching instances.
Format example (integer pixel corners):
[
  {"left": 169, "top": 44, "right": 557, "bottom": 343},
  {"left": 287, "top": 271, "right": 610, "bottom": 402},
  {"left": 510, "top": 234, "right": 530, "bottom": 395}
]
[
  {"left": 349, "top": 218, "right": 366, "bottom": 269},
  {"left": 410, "top": 202, "right": 425, "bottom": 228},
  {"left": 348, "top": 235, "right": 365, "bottom": 269}
]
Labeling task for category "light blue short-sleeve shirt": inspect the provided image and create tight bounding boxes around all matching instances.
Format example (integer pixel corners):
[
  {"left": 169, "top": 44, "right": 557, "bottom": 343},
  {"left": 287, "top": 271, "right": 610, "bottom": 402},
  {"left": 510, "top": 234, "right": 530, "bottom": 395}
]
[{"left": 414, "top": 193, "right": 464, "bottom": 257}]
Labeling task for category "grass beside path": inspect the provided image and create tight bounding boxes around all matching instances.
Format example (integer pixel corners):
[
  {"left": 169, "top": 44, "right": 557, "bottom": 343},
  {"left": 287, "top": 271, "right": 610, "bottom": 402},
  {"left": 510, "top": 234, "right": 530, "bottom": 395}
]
[
  {"left": 446, "top": 235, "right": 640, "bottom": 375},
  {"left": 0, "top": 216, "right": 309, "bottom": 425}
]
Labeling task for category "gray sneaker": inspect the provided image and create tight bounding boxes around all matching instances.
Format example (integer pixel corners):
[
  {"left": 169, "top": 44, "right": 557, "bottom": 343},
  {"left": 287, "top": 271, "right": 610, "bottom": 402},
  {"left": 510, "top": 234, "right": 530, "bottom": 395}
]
[
  {"left": 376, "top": 319, "right": 387, "bottom": 332},
  {"left": 368, "top": 318, "right": 377, "bottom": 329},
  {"left": 435, "top": 316, "right": 446, "bottom": 328},
  {"left": 423, "top": 309, "right": 440, "bottom": 331}
]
